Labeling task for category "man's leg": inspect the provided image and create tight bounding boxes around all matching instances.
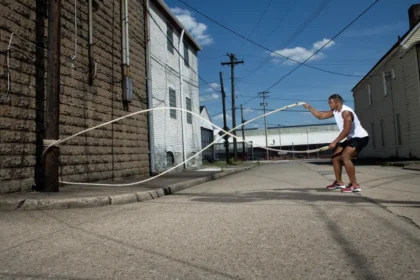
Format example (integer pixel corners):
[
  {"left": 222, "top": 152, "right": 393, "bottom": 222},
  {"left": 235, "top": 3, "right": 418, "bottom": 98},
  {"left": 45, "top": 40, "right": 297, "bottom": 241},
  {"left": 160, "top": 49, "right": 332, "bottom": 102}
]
[
  {"left": 341, "top": 146, "right": 358, "bottom": 185},
  {"left": 332, "top": 146, "right": 345, "bottom": 184}
]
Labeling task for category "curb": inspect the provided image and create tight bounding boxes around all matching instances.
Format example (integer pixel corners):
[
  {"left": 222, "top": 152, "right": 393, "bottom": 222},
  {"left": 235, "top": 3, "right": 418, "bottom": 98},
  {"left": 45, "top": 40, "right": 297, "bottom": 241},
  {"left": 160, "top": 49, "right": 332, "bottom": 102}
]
[
  {"left": 403, "top": 164, "right": 420, "bottom": 171},
  {"left": 0, "top": 166, "right": 255, "bottom": 211}
]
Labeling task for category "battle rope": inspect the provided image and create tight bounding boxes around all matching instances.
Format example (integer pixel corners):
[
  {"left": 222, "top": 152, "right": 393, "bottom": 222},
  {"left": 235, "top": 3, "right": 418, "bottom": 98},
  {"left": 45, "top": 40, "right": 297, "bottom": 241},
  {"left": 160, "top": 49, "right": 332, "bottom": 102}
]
[{"left": 43, "top": 102, "right": 329, "bottom": 186}]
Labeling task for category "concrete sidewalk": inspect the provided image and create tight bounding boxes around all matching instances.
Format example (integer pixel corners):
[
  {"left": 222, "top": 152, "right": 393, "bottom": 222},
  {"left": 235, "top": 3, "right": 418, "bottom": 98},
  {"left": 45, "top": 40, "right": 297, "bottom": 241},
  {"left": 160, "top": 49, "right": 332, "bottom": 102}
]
[{"left": 0, "top": 165, "right": 255, "bottom": 211}]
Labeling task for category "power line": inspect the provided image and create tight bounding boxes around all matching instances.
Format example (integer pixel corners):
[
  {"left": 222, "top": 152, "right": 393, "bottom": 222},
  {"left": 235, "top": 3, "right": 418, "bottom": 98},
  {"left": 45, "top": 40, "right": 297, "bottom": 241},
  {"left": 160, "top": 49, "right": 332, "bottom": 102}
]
[
  {"left": 239, "top": 0, "right": 332, "bottom": 82},
  {"left": 239, "top": 0, "right": 273, "bottom": 49},
  {"left": 265, "top": 0, "right": 381, "bottom": 91},
  {"left": 282, "top": 0, "right": 333, "bottom": 48},
  {"left": 262, "top": 0, "right": 300, "bottom": 42},
  {"left": 241, "top": 0, "right": 381, "bottom": 105},
  {"left": 175, "top": 0, "right": 364, "bottom": 78}
]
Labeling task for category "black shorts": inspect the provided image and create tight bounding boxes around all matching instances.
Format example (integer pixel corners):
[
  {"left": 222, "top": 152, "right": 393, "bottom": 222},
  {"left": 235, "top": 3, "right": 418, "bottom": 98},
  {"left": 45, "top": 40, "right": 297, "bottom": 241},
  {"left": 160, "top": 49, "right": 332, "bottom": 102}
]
[{"left": 338, "top": 137, "right": 369, "bottom": 154}]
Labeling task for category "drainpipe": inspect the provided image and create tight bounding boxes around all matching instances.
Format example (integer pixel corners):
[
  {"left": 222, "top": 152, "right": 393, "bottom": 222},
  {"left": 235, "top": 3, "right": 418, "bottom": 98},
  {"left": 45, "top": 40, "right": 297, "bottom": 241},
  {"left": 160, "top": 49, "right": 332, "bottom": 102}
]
[
  {"left": 179, "top": 29, "right": 187, "bottom": 168},
  {"left": 121, "top": 0, "right": 130, "bottom": 71},
  {"left": 125, "top": 0, "right": 129, "bottom": 68},
  {"left": 121, "top": 0, "right": 126, "bottom": 67},
  {"left": 121, "top": 0, "right": 132, "bottom": 104},
  {"left": 71, "top": 0, "right": 78, "bottom": 61},
  {"left": 88, "top": 0, "right": 96, "bottom": 84},
  {"left": 144, "top": 0, "right": 156, "bottom": 174},
  {"left": 387, "top": 73, "right": 399, "bottom": 158}
]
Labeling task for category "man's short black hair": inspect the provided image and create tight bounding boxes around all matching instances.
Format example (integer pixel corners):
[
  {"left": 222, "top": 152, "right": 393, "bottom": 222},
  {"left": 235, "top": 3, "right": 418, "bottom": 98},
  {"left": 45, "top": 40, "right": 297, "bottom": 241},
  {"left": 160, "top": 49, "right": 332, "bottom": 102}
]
[{"left": 328, "top": 94, "right": 344, "bottom": 103}]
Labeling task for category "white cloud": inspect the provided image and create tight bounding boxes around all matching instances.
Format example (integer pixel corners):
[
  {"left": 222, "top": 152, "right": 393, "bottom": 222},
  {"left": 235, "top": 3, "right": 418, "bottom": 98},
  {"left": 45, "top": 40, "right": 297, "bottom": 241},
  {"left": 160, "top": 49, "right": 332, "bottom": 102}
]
[
  {"left": 201, "top": 83, "right": 222, "bottom": 101},
  {"left": 270, "top": 39, "right": 335, "bottom": 65},
  {"left": 243, "top": 108, "right": 254, "bottom": 113},
  {"left": 200, "top": 93, "right": 220, "bottom": 102},
  {"left": 353, "top": 72, "right": 365, "bottom": 76},
  {"left": 204, "top": 83, "right": 221, "bottom": 93},
  {"left": 171, "top": 7, "right": 214, "bottom": 46},
  {"left": 313, "top": 39, "right": 335, "bottom": 50},
  {"left": 214, "top": 113, "right": 232, "bottom": 121}
]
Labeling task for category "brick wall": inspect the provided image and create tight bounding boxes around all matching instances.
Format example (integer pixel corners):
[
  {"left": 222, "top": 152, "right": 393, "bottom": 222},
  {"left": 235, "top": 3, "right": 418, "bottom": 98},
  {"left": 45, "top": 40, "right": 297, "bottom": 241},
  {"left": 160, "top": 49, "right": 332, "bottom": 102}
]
[{"left": 0, "top": 0, "right": 150, "bottom": 193}]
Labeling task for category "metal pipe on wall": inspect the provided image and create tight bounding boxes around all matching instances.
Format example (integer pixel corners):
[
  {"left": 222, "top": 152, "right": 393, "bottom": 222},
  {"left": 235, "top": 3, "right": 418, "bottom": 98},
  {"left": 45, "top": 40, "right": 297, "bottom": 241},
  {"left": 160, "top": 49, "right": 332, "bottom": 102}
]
[
  {"left": 121, "top": 0, "right": 126, "bottom": 67},
  {"left": 125, "top": 0, "right": 130, "bottom": 67},
  {"left": 144, "top": 0, "right": 156, "bottom": 174},
  {"left": 179, "top": 29, "right": 187, "bottom": 168},
  {"left": 88, "top": 0, "right": 96, "bottom": 84},
  {"left": 71, "top": 0, "right": 78, "bottom": 61}
]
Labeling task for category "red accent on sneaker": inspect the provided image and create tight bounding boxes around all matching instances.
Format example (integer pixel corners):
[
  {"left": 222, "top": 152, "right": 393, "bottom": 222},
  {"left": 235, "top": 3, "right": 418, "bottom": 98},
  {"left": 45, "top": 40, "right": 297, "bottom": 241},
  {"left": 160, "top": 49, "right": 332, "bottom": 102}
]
[
  {"left": 341, "top": 184, "right": 361, "bottom": 193},
  {"left": 326, "top": 181, "right": 346, "bottom": 190}
]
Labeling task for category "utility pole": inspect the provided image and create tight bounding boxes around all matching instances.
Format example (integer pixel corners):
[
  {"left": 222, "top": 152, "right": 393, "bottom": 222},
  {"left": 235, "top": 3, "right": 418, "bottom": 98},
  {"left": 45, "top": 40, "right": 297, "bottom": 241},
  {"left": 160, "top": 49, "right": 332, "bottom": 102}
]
[
  {"left": 259, "top": 91, "right": 269, "bottom": 160},
  {"left": 219, "top": 72, "right": 229, "bottom": 164},
  {"left": 240, "top": 104, "right": 246, "bottom": 160},
  {"left": 44, "top": 0, "right": 61, "bottom": 192},
  {"left": 221, "top": 53, "right": 243, "bottom": 161}
]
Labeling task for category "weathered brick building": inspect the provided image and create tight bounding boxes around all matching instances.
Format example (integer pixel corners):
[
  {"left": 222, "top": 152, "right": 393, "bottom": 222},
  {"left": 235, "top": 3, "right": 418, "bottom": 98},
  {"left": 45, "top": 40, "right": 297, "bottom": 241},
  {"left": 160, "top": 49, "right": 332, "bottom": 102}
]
[{"left": 0, "top": 0, "right": 150, "bottom": 193}]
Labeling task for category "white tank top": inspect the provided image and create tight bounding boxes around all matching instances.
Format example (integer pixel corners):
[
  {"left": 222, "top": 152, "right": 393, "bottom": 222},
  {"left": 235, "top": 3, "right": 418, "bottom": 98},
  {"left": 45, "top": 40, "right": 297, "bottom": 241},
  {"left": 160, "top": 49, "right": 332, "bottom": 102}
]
[{"left": 333, "top": 104, "right": 368, "bottom": 139}]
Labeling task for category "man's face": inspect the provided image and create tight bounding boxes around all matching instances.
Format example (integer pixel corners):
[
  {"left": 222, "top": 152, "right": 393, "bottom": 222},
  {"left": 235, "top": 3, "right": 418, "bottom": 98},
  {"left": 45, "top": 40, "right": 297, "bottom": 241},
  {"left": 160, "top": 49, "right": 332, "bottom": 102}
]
[{"left": 328, "top": 98, "right": 338, "bottom": 110}]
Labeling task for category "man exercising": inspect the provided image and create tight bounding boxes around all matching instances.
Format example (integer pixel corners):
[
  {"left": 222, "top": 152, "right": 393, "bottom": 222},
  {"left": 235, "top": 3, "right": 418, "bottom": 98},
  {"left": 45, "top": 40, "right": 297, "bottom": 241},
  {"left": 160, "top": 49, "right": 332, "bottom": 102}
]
[{"left": 304, "top": 94, "right": 369, "bottom": 193}]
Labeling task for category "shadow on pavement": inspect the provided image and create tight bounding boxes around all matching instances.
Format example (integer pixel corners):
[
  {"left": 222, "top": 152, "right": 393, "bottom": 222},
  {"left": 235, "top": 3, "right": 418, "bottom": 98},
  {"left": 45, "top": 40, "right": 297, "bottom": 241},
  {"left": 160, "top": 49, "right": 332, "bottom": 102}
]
[
  {"left": 0, "top": 272, "right": 98, "bottom": 280},
  {"left": 312, "top": 206, "right": 381, "bottom": 280},
  {"left": 30, "top": 212, "right": 244, "bottom": 280},
  {"left": 178, "top": 189, "right": 420, "bottom": 207}
]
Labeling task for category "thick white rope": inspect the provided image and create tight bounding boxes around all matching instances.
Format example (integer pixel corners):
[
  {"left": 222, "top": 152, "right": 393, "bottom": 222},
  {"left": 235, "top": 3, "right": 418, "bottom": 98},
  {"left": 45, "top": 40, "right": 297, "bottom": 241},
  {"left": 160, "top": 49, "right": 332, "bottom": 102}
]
[{"left": 45, "top": 102, "right": 329, "bottom": 187}]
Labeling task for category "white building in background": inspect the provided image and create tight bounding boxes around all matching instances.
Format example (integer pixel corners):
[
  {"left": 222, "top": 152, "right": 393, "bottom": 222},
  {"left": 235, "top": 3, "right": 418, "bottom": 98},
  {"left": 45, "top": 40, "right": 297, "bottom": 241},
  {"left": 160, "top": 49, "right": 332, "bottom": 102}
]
[
  {"left": 200, "top": 106, "right": 215, "bottom": 162},
  {"left": 241, "top": 124, "right": 339, "bottom": 148},
  {"left": 215, "top": 124, "right": 339, "bottom": 147},
  {"left": 213, "top": 123, "right": 340, "bottom": 160},
  {"left": 148, "top": 0, "right": 202, "bottom": 172}
]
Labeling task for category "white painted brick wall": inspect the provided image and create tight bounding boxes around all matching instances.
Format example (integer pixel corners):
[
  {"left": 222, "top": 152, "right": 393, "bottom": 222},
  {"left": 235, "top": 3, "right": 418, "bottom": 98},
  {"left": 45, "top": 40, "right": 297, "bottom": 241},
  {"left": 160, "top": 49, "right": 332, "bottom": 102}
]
[{"left": 149, "top": 3, "right": 201, "bottom": 172}]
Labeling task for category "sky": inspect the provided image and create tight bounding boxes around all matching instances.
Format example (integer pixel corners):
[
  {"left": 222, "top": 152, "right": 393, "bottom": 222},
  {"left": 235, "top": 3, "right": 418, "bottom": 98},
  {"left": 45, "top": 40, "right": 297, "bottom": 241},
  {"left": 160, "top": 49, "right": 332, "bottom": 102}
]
[{"left": 165, "top": 0, "right": 417, "bottom": 129}]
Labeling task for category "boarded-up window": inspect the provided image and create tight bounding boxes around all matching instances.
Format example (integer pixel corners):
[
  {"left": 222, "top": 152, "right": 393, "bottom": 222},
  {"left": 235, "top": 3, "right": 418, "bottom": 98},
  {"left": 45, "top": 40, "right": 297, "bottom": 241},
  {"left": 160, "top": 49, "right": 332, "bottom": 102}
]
[
  {"left": 183, "top": 42, "right": 189, "bottom": 67},
  {"left": 167, "top": 23, "right": 174, "bottom": 54},
  {"left": 371, "top": 122, "right": 376, "bottom": 148},
  {"left": 169, "top": 88, "right": 176, "bottom": 119},
  {"left": 396, "top": 113, "right": 402, "bottom": 146},
  {"left": 380, "top": 119, "right": 385, "bottom": 147},
  {"left": 186, "top": 97, "right": 192, "bottom": 124}
]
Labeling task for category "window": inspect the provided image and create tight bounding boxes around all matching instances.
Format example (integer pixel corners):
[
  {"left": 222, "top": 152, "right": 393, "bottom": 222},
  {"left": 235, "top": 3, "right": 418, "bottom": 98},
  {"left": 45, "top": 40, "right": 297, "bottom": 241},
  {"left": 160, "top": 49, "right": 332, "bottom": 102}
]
[
  {"left": 371, "top": 123, "right": 376, "bottom": 148},
  {"left": 167, "top": 152, "right": 174, "bottom": 167},
  {"left": 380, "top": 119, "right": 385, "bottom": 147},
  {"left": 169, "top": 88, "right": 176, "bottom": 119},
  {"left": 382, "top": 72, "right": 388, "bottom": 96},
  {"left": 183, "top": 41, "right": 189, "bottom": 67},
  {"left": 186, "top": 97, "right": 192, "bottom": 124},
  {"left": 391, "top": 68, "right": 396, "bottom": 80},
  {"left": 382, "top": 71, "right": 392, "bottom": 96},
  {"left": 396, "top": 113, "right": 402, "bottom": 145},
  {"left": 167, "top": 23, "right": 174, "bottom": 54},
  {"left": 368, "top": 84, "right": 372, "bottom": 105}
]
